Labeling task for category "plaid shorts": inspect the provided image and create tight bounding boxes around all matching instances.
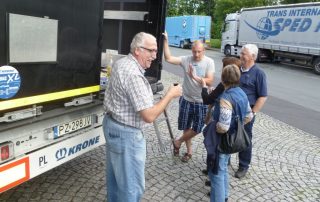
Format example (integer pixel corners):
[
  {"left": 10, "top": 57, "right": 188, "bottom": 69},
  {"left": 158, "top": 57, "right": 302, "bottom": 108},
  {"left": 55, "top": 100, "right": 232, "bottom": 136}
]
[{"left": 178, "top": 97, "right": 208, "bottom": 134}]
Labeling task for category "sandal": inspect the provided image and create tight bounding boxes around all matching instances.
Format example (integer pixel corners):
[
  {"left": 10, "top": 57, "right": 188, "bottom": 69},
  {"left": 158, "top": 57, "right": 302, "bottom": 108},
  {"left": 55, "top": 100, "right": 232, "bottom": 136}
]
[
  {"left": 181, "top": 153, "right": 192, "bottom": 162},
  {"left": 173, "top": 141, "right": 180, "bottom": 156}
]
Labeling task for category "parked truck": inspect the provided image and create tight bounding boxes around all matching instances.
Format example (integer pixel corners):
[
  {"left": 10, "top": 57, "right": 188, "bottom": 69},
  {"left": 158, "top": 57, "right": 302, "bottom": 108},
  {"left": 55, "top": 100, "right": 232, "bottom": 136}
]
[
  {"left": 221, "top": 2, "right": 320, "bottom": 74},
  {"left": 166, "top": 15, "right": 211, "bottom": 48},
  {"left": 0, "top": 0, "right": 167, "bottom": 193}
]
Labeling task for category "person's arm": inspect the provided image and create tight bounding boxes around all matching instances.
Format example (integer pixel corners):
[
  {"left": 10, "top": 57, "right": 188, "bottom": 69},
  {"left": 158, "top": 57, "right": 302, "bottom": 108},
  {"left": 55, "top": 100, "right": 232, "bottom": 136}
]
[
  {"left": 201, "top": 77, "right": 211, "bottom": 104},
  {"left": 216, "top": 99, "right": 232, "bottom": 134},
  {"left": 188, "top": 65, "right": 214, "bottom": 86},
  {"left": 253, "top": 69, "right": 268, "bottom": 114},
  {"left": 252, "top": 96, "right": 267, "bottom": 114},
  {"left": 162, "top": 32, "right": 182, "bottom": 65},
  {"left": 139, "top": 84, "right": 182, "bottom": 123},
  {"left": 201, "top": 80, "right": 224, "bottom": 105},
  {"left": 244, "top": 103, "right": 253, "bottom": 124},
  {"left": 203, "top": 71, "right": 214, "bottom": 86},
  {"left": 201, "top": 87, "right": 211, "bottom": 104}
]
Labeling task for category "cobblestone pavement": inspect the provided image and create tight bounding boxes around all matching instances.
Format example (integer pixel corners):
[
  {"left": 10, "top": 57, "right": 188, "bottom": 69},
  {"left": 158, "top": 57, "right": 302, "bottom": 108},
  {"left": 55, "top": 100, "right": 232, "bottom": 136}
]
[{"left": 1, "top": 71, "right": 319, "bottom": 201}]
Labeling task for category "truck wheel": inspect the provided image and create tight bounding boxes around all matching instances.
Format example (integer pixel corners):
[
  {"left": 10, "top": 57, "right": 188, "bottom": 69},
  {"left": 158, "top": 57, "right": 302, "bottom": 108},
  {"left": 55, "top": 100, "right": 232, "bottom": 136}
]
[
  {"left": 179, "top": 41, "right": 185, "bottom": 49},
  {"left": 313, "top": 57, "right": 320, "bottom": 75},
  {"left": 257, "top": 51, "right": 262, "bottom": 63},
  {"left": 224, "top": 45, "right": 231, "bottom": 56}
]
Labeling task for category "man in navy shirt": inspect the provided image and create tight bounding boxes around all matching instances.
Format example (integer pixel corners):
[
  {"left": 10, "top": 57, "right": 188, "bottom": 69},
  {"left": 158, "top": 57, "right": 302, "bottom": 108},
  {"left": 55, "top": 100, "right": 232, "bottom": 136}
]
[{"left": 235, "top": 44, "right": 268, "bottom": 179}]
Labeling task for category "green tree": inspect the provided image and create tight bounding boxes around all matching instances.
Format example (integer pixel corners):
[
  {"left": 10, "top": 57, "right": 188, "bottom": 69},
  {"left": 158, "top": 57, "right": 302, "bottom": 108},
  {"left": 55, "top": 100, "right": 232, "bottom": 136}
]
[
  {"left": 197, "top": 0, "right": 215, "bottom": 16},
  {"left": 167, "top": 0, "right": 179, "bottom": 16},
  {"left": 167, "top": 0, "right": 208, "bottom": 16}
]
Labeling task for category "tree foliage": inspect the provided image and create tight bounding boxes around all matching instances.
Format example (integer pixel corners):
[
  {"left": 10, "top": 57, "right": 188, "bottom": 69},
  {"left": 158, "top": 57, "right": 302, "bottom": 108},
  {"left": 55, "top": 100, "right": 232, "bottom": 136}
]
[{"left": 167, "top": 0, "right": 212, "bottom": 16}]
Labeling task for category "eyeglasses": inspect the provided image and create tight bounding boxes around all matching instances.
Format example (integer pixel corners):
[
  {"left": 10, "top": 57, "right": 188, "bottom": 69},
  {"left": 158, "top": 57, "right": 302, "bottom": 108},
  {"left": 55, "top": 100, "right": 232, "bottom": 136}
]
[{"left": 140, "top": 46, "right": 157, "bottom": 54}]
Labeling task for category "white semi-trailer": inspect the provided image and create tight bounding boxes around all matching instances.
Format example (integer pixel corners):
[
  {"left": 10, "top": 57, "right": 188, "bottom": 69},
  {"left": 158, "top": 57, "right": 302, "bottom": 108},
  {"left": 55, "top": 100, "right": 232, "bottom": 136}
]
[{"left": 221, "top": 2, "right": 320, "bottom": 74}]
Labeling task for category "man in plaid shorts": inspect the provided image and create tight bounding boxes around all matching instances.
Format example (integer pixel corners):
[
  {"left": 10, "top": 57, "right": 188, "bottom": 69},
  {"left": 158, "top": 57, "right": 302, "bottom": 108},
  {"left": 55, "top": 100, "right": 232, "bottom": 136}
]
[{"left": 163, "top": 32, "right": 215, "bottom": 162}]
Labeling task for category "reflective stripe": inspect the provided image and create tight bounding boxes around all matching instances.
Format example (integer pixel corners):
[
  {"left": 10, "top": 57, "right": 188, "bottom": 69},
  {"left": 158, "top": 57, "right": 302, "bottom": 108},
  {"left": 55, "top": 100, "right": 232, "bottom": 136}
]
[{"left": 0, "top": 85, "right": 100, "bottom": 111}]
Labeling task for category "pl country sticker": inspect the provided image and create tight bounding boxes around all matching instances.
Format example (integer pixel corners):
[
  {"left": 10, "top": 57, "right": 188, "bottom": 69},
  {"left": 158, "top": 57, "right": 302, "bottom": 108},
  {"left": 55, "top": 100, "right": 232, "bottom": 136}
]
[{"left": 0, "top": 65, "right": 21, "bottom": 99}]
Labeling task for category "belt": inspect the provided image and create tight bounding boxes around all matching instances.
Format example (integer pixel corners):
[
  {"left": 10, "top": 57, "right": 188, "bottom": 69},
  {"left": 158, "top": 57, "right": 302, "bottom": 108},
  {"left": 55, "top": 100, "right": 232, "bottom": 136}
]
[{"left": 107, "top": 113, "right": 139, "bottom": 130}]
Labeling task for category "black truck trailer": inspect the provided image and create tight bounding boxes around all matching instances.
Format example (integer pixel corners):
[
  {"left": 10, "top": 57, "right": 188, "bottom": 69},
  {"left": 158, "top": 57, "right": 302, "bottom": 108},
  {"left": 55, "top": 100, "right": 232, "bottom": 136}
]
[{"left": 0, "top": 0, "right": 167, "bottom": 193}]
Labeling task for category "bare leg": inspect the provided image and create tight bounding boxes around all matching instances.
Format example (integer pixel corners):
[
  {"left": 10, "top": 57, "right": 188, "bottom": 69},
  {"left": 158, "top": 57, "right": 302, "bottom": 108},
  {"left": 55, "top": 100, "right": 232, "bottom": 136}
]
[
  {"left": 185, "top": 139, "right": 192, "bottom": 154},
  {"left": 174, "top": 128, "right": 197, "bottom": 154}
]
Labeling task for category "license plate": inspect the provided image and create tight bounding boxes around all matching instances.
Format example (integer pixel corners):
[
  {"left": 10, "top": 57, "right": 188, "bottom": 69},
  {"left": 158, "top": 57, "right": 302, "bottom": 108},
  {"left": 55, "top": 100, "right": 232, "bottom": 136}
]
[{"left": 53, "top": 116, "right": 92, "bottom": 138}]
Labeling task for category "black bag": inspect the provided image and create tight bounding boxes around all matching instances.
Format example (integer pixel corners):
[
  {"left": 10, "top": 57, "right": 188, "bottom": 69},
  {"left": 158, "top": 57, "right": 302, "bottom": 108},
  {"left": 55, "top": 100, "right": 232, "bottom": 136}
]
[
  {"left": 217, "top": 91, "right": 252, "bottom": 155},
  {"left": 218, "top": 115, "right": 251, "bottom": 154}
]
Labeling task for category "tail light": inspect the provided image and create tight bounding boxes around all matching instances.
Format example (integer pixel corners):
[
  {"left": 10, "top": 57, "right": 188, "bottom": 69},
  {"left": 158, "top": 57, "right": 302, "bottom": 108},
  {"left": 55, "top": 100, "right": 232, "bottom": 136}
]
[{"left": 0, "top": 142, "right": 14, "bottom": 163}]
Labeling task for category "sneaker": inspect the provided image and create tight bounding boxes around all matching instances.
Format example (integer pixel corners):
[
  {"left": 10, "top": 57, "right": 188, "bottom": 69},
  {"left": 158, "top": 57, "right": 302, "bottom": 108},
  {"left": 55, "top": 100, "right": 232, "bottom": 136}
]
[
  {"left": 235, "top": 167, "right": 248, "bottom": 179},
  {"left": 206, "top": 192, "right": 228, "bottom": 202}
]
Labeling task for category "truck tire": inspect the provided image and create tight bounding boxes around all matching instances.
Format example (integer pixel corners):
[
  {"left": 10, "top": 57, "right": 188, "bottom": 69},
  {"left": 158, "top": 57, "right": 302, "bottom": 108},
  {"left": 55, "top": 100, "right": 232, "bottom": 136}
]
[
  {"left": 257, "top": 50, "right": 262, "bottom": 63},
  {"left": 179, "top": 41, "right": 185, "bottom": 49},
  {"left": 224, "top": 45, "right": 231, "bottom": 56},
  {"left": 313, "top": 57, "right": 320, "bottom": 75}
]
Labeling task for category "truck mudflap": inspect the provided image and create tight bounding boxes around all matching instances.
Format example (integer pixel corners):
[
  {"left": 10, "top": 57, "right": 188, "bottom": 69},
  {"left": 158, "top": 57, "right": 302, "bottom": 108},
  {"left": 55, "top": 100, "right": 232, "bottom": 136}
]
[{"left": 0, "top": 126, "right": 105, "bottom": 193}]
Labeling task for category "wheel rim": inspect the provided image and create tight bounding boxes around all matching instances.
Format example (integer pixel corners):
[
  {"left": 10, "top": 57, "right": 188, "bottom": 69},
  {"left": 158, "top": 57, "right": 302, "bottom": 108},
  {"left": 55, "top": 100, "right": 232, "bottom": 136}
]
[
  {"left": 224, "top": 46, "right": 231, "bottom": 56},
  {"left": 315, "top": 63, "right": 320, "bottom": 73},
  {"left": 314, "top": 58, "right": 320, "bottom": 74},
  {"left": 180, "top": 41, "right": 184, "bottom": 48}
]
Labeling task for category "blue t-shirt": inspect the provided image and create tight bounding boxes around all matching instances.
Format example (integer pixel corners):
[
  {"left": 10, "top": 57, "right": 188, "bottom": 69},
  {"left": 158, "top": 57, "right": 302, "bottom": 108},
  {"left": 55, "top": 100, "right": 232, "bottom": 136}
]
[{"left": 240, "top": 64, "right": 268, "bottom": 106}]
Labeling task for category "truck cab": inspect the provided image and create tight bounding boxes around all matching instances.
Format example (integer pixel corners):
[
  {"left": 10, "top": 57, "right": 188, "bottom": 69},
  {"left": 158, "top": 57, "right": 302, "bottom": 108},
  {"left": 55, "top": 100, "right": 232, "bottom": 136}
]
[
  {"left": 221, "top": 3, "right": 320, "bottom": 74},
  {"left": 221, "top": 13, "right": 240, "bottom": 56}
]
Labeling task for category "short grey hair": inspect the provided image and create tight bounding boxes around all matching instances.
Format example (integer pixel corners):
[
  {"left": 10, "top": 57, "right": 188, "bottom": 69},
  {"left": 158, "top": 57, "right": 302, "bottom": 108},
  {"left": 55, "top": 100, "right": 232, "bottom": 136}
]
[
  {"left": 242, "top": 44, "right": 258, "bottom": 61},
  {"left": 130, "top": 32, "right": 156, "bottom": 53},
  {"left": 191, "top": 40, "right": 205, "bottom": 49}
]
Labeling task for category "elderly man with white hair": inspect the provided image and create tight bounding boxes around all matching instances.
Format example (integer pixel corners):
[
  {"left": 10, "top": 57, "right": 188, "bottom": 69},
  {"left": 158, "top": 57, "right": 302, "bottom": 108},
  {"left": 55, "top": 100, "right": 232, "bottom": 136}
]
[
  {"left": 235, "top": 43, "right": 268, "bottom": 179},
  {"left": 103, "top": 32, "right": 182, "bottom": 202}
]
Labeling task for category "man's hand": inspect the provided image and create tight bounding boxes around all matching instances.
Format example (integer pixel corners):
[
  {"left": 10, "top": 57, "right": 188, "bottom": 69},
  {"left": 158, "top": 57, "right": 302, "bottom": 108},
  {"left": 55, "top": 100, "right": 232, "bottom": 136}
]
[
  {"left": 187, "top": 64, "right": 194, "bottom": 77},
  {"left": 201, "top": 78, "right": 207, "bottom": 88},
  {"left": 139, "top": 83, "right": 182, "bottom": 123},
  {"left": 166, "top": 83, "right": 182, "bottom": 99},
  {"left": 187, "top": 64, "right": 201, "bottom": 84},
  {"left": 162, "top": 31, "right": 181, "bottom": 65},
  {"left": 162, "top": 31, "right": 168, "bottom": 41}
]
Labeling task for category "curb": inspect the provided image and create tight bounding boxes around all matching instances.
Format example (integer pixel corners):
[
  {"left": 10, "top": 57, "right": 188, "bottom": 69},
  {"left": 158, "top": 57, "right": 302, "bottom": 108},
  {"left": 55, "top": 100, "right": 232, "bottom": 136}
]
[{"left": 205, "top": 47, "right": 220, "bottom": 51}]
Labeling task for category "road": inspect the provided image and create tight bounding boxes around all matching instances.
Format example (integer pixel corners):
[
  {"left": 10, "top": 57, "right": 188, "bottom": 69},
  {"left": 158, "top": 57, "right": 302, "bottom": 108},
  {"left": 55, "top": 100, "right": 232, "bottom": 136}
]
[{"left": 162, "top": 47, "right": 320, "bottom": 138}]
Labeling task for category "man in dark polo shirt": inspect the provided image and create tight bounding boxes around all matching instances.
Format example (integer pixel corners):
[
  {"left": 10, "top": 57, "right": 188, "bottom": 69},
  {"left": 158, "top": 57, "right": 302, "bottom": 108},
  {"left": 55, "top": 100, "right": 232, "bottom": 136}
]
[{"left": 235, "top": 44, "right": 268, "bottom": 179}]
